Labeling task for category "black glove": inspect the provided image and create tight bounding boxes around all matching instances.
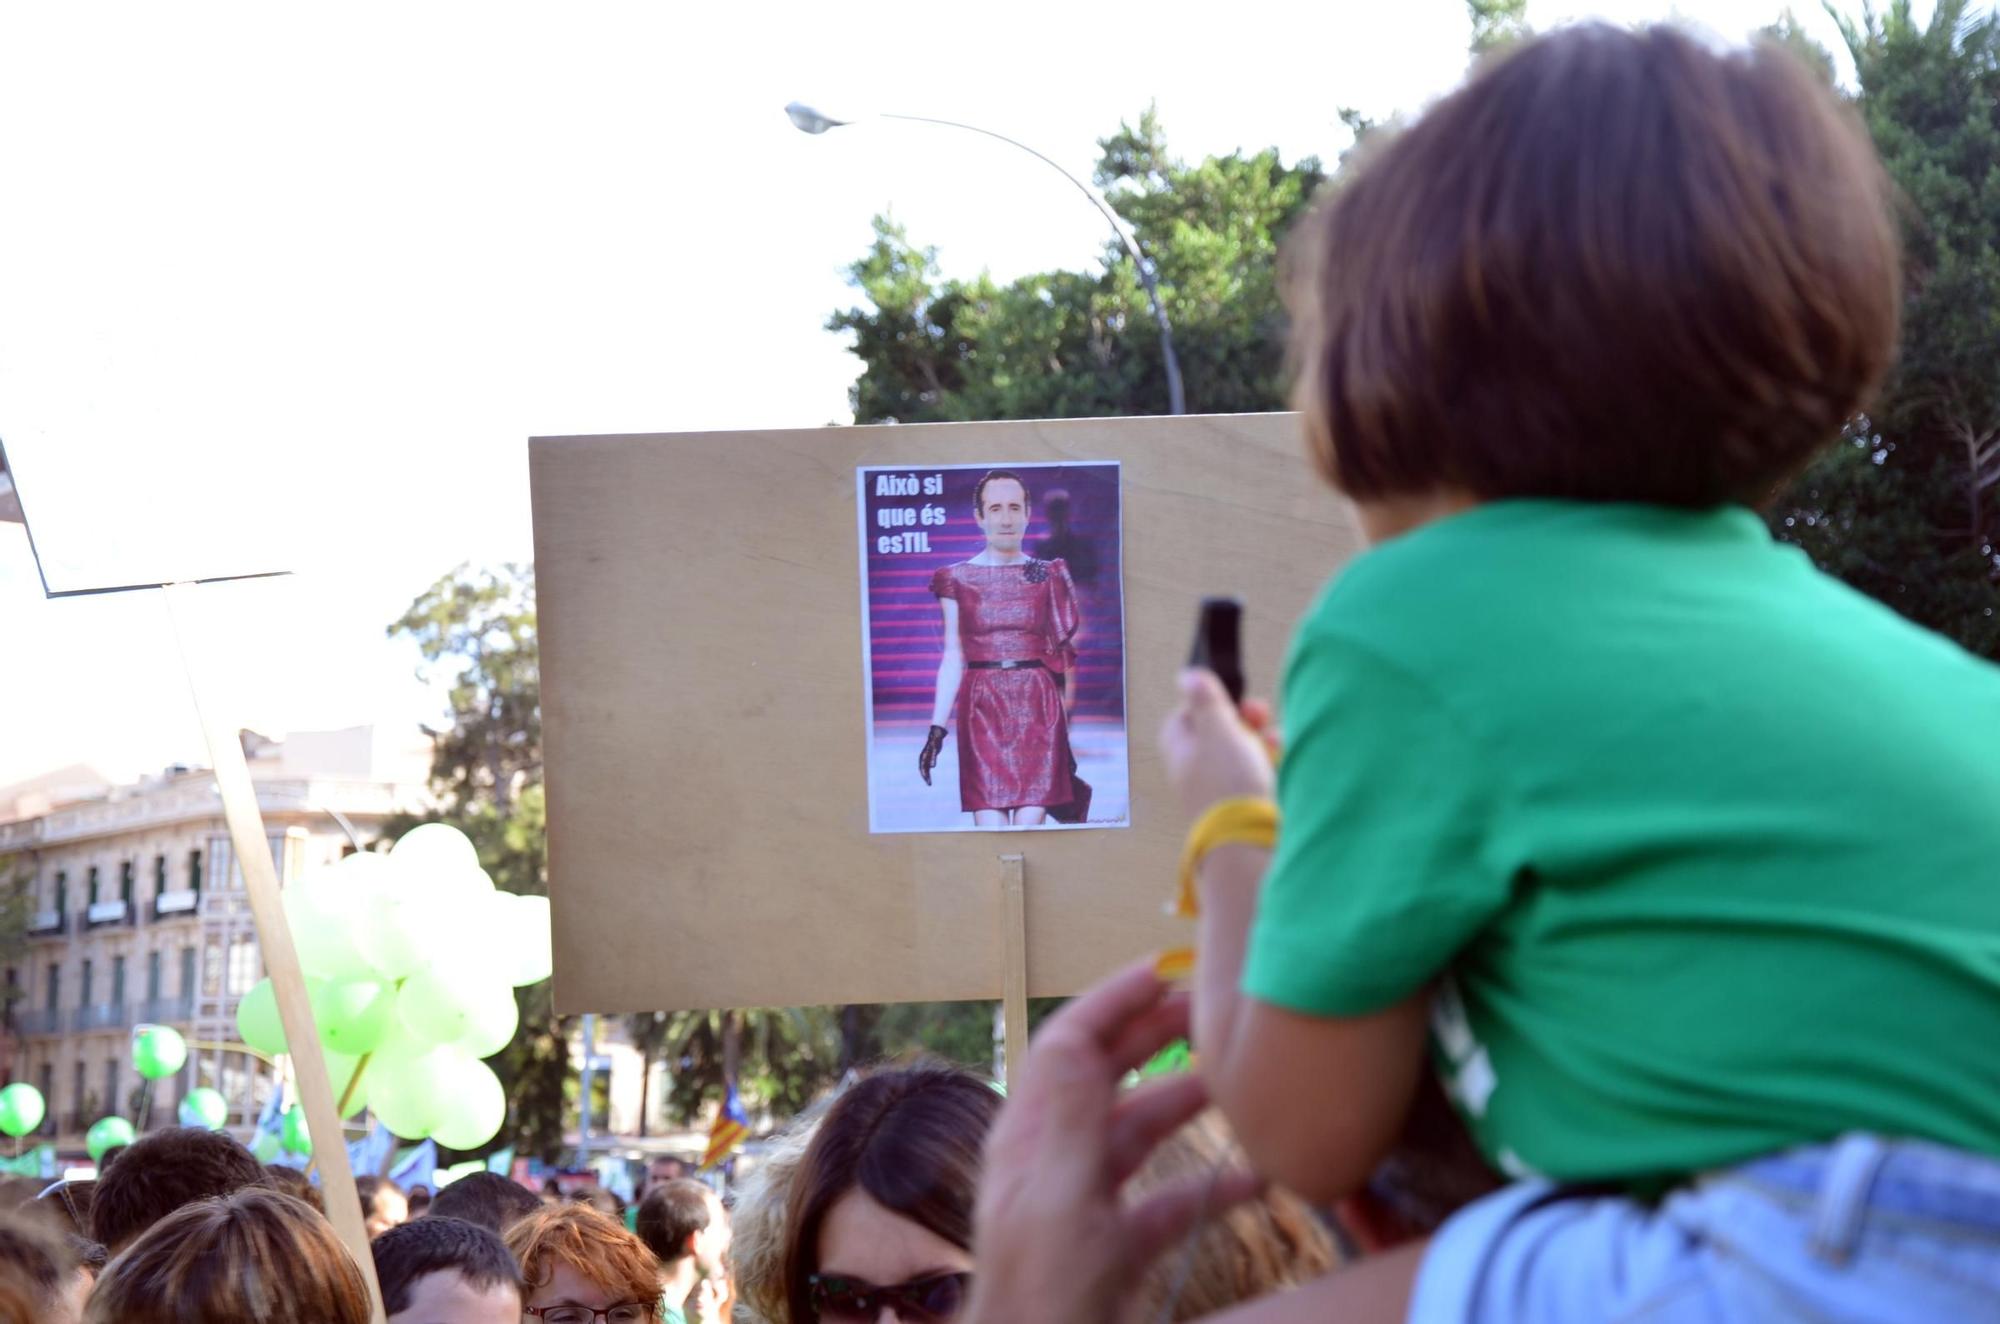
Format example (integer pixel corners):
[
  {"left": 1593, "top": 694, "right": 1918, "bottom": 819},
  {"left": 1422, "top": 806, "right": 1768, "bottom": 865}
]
[{"left": 919, "top": 724, "right": 948, "bottom": 785}]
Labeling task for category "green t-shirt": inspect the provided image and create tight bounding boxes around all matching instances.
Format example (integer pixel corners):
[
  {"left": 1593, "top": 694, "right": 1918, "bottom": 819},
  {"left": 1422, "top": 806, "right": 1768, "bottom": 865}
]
[{"left": 1243, "top": 500, "right": 2000, "bottom": 1188}]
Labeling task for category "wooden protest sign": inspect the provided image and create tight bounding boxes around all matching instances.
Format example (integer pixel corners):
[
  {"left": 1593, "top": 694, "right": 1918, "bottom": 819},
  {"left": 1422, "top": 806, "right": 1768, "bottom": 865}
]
[{"left": 530, "top": 413, "right": 1364, "bottom": 1015}]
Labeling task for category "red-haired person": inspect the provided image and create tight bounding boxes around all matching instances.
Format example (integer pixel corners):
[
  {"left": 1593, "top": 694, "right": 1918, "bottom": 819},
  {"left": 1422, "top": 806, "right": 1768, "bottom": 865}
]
[{"left": 506, "top": 1202, "right": 661, "bottom": 1324}]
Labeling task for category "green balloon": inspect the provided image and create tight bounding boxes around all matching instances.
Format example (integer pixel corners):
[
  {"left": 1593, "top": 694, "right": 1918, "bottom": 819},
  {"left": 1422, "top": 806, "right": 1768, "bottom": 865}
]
[
  {"left": 323, "top": 1049, "right": 371, "bottom": 1119},
  {"left": 236, "top": 979, "right": 289, "bottom": 1056},
  {"left": 311, "top": 978, "right": 398, "bottom": 1055},
  {"left": 87, "top": 1116, "right": 136, "bottom": 1164},
  {"left": 178, "top": 1087, "right": 228, "bottom": 1131},
  {"left": 455, "top": 984, "right": 519, "bottom": 1060},
  {"left": 281, "top": 1105, "right": 311, "bottom": 1155},
  {"left": 399, "top": 960, "right": 509, "bottom": 1048},
  {"left": 133, "top": 1026, "right": 188, "bottom": 1080},
  {"left": 430, "top": 1058, "right": 505, "bottom": 1151},
  {"left": 284, "top": 857, "right": 385, "bottom": 982},
  {"left": 0, "top": 1084, "right": 45, "bottom": 1138},
  {"left": 250, "top": 1132, "right": 283, "bottom": 1163},
  {"left": 368, "top": 1042, "right": 471, "bottom": 1140}
]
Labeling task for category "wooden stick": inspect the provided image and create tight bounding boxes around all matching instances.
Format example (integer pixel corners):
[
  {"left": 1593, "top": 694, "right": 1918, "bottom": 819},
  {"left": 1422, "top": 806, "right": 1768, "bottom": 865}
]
[
  {"left": 163, "top": 582, "right": 387, "bottom": 1324},
  {"left": 999, "top": 854, "right": 1029, "bottom": 1095}
]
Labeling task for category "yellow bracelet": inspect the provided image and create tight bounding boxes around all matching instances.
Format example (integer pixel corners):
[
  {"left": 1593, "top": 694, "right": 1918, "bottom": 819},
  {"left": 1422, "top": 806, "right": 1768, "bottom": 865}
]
[{"left": 1170, "top": 796, "right": 1278, "bottom": 920}]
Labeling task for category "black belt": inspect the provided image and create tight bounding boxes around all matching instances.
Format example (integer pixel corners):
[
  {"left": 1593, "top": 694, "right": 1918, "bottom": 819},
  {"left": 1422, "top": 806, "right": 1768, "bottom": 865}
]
[{"left": 967, "top": 659, "right": 1045, "bottom": 671}]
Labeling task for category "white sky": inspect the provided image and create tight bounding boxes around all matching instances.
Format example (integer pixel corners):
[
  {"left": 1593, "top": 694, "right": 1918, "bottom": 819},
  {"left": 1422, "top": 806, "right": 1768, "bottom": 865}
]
[{"left": 0, "top": 0, "right": 1875, "bottom": 786}]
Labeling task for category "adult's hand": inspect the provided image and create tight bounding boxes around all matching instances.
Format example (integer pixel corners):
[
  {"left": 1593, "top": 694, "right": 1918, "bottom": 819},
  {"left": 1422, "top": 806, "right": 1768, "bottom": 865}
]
[
  {"left": 1159, "top": 670, "right": 1276, "bottom": 819},
  {"left": 964, "top": 960, "right": 1261, "bottom": 1324}
]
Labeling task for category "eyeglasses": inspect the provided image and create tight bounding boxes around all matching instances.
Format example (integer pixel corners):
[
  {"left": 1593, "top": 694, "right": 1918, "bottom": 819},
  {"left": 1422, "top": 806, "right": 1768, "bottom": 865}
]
[
  {"left": 808, "top": 1271, "right": 971, "bottom": 1321},
  {"left": 523, "top": 1304, "right": 654, "bottom": 1324}
]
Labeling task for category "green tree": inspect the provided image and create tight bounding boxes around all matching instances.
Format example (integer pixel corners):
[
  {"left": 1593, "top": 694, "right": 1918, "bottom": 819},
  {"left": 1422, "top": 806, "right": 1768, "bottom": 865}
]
[
  {"left": 830, "top": 109, "right": 1325, "bottom": 422},
  {"left": 386, "top": 565, "right": 569, "bottom": 1161},
  {"left": 1468, "top": 0, "right": 1532, "bottom": 55},
  {"left": 1770, "top": 1, "right": 2000, "bottom": 657}
]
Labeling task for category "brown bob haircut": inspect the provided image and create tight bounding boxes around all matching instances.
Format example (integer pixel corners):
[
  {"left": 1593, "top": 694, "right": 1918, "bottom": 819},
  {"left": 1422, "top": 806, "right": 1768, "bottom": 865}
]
[
  {"left": 1288, "top": 22, "right": 1899, "bottom": 509},
  {"left": 85, "top": 1188, "right": 370, "bottom": 1324},
  {"left": 504, "top": 1202, "right": 661, "bottom": 1313},
  {"left": 781, "top": 1062, "right": 1000, "bottom": 1324}
]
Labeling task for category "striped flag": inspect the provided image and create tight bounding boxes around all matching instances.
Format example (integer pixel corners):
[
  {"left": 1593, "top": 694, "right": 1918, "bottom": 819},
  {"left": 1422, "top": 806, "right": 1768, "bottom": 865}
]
[{"left": 699, "top": 1081, "right": 748, "bottom": 1172}]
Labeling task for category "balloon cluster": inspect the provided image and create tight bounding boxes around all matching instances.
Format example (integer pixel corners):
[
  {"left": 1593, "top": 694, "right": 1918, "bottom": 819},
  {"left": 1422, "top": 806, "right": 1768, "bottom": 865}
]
[{"left": 236, "top": 825, "right": 552, "bottom": 1152}]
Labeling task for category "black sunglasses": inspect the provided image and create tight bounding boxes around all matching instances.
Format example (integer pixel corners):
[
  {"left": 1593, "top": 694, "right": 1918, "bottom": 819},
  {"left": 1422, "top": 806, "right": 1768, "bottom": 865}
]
[{"left": 808, "top": 1271, "right": 972, "bottom": 1321}]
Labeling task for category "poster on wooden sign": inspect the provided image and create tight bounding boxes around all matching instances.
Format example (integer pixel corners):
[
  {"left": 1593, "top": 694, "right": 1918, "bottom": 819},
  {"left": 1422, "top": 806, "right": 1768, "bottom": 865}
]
[
  {"left": 530, "top": 414, "right": 1365, "bottom": 1013},
  {"left": 856, "top": 460, "right": 1128, "bottom": 834}
]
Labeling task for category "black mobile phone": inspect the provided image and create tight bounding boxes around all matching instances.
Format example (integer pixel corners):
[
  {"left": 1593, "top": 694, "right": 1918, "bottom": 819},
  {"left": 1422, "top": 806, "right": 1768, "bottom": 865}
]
[{"left": 1188, "top": 597, "right": 1245, "bottom": 708}]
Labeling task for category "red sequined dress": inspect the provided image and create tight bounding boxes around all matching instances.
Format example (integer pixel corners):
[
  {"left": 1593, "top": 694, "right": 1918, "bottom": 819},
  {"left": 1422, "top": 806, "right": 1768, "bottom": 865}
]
[{"left": 930, "top": 557, "right": 1082, "bottom": 814}]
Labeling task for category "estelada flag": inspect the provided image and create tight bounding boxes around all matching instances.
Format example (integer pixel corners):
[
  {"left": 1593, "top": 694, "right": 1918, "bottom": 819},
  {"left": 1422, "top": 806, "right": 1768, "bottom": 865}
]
[{"left": 700, "top": 1081, "right": 749, "bottom": 1171}]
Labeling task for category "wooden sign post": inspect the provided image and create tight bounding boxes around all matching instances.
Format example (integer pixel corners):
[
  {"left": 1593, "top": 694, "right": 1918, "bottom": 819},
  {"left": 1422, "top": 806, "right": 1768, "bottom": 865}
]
[{"left": 530, "top": 414, "right": 1363, "bottom": 1053}]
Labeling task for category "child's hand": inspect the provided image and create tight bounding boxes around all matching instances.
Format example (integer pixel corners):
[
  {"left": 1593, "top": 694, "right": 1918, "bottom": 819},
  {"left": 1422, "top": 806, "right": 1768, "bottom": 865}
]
[{"left": 1159, "top": 668, "right": 1276, "bottom": 818}]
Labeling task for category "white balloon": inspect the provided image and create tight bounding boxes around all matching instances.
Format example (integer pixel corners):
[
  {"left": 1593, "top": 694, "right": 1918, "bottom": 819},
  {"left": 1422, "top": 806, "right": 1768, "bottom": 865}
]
[
  {"left": 389, "top": 824, "right": 481, "bottom": 882},
  {"left": 356, "top": 884, "right": 449, "bottom": 982},
  {"left": 496, "top": 894, "right": 552, "bottom": 987},
  {"left": 283, "top": 858, "right": 383, "bottom": 981}
]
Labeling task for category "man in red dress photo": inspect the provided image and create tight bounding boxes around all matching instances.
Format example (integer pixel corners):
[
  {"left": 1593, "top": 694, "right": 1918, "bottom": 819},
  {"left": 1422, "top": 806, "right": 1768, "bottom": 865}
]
[{"left": 918, "top": 470, "right": 1090, "bottom": 827}]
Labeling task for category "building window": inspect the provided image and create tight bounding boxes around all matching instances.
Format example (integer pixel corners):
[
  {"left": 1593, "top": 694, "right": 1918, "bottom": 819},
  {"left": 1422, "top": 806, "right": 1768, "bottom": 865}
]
[
  {"left": 179, "top": 948, "right": 196, "bottom": 999},
  {"left": 187, "top": 850, "right": 202, "bottom": 894},
  {"left": 153, "top": 855, "right": 167, "bottom": 897},
  {"left": 43, "top": 965, "right": 57, "bottom": 1013},
  {"left": 87, "top": 867, "right": 99, "bottom": 907},
  {"left": 52, "top": 872, "right": 66, "bottom": 917},
  {"left": 119, "top": 861, "right": 134, "bottom": 908},
  {"left": 71, "top": 1062, "right": 83, "bottom": 1118},
  {"left": 80, "top": 960, "right": 92, "bottom": 1008},
  {"left": 110, "top": 956, "right": 125, "bottom": 1007},
  {"left": 146, "top": 952, "right": 162, "bottom": 1003},
  {"left": 225, "top": 937, "right": 258, "bottom": 997},
  {"left": 103, "top": 1060, "right": 118, "bottom": 1122},
  {"left": 35, "top": 1065, "right": 50, "bottom": 1125}
]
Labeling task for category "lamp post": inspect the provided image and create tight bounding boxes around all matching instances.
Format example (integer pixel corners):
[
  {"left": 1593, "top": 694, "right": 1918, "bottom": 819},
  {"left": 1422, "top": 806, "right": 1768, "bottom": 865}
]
[{"left": 786, "top": 102, "right": 1186, "bottom": 416}]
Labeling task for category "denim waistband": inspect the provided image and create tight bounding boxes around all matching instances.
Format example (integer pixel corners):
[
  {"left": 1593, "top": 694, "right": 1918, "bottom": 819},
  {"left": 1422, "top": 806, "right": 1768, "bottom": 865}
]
[{"left": 1718, "top": 1134, "right": 2000, "bottom": 1260}]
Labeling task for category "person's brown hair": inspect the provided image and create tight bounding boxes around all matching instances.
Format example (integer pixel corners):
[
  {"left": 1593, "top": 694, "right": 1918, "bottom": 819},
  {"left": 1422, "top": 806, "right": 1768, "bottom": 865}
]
[
  {"left": 265, "top": 1164, "right": 325, "bottom": 1214},
  {"left": 1129, "top": 1111, "right": 1339, "bottom": 1320},
  {"left": 635, "top": 1178, "right": 712, "bottom": 1265},
  {"left": 780, "top": 1063, "right": 999, "bottom": 1324},
  {"left": 1287, "top": 22, "right": 1899, "bottom": 509},
  {"left": 90, "top": 1126, "right": 269, "bottom": 1253},
  {"left": 504, "top": 1203, "right": 660, "bottom": 1313},
  {"left": 0, "top": 1210, "right": 76, "bottom": 1314},
  {"left": 84, "top": 1188, "right": 371, "bottom": 1324}
]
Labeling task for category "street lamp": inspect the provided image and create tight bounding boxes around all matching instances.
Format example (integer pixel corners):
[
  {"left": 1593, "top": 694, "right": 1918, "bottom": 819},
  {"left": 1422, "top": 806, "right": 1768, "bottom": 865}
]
[{"left": 786, "top": 101, "right": 1187, "bottom": 416}]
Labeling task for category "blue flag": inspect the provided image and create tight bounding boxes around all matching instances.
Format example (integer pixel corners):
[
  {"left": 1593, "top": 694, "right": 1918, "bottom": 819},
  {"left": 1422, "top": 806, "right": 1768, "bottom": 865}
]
[
  {"left": 347, "top": 1123, "right": 397, "bottom": 1180},
  {"left": 389, "top": 1139, "right": 438, "bottom": 1190}
]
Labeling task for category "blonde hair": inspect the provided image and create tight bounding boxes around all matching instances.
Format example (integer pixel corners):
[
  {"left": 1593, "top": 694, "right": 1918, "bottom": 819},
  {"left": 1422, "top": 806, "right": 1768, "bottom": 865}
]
[
  {"left": 1130, "top": 1111, "right": 1340, "bottom": 1321},
  {"left": 727, "top": 1118, "right": 822, "bottom": 1324},
  {"left": 85, "top": 1188, "right": 370, "bottom": 1324}
]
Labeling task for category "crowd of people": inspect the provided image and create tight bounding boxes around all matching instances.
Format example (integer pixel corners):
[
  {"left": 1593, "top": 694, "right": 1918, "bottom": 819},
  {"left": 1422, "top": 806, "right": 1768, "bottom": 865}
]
[{"left": 0, "top": 1125, "right": 747, "bottom": 1323}]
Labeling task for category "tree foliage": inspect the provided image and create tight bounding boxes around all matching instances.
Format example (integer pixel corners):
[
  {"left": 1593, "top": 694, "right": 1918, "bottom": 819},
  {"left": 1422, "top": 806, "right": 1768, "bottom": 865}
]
[
  {"left": 830, "top": 106, "right": 1325, "bottom": 422},
  {"left": 387, "top": 565, "right": 567, "bottom": 1160},
  {"left": 1770, "top": 0, "right": 2000, "bottom": 657},
  {"left": 1468, "top": 0, "right": 1532, "bottom": 55}
]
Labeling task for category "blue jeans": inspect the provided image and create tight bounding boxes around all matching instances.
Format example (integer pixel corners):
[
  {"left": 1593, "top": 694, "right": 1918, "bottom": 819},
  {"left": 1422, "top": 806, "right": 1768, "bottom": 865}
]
[{"left": 1409, "top": 1134, "right": 2000, "bottom": 1322}]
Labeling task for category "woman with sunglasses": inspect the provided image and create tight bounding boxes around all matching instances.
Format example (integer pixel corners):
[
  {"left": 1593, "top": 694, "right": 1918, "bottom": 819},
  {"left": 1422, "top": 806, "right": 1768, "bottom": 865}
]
[
  {"left": 779, "top": 1062, "right": 998, "bottom": 1323},
  {"left": 506, "top": 1203, "right": 661, "bottom": 1324}
]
